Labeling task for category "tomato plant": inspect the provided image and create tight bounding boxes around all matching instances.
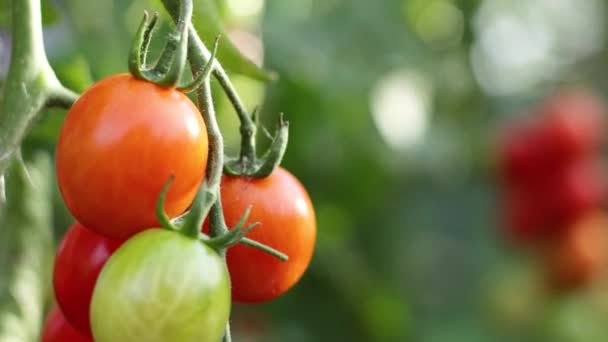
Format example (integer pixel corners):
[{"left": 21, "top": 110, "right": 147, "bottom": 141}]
[
  {"left": 42, "top": 306, "right": 92, "bottom": 342},
  {"left": 1, "top": 0, "right": 315, "bottom": 340},
  {"left": 56, "top": 73, "right": 209, "bottom": 240},
  {"left": 90, "top": 229, "right": 231, "bottom": 342},
  {"left": 53, "top": 222, "right": 124, "bottom": 337},
  {"left": 205, "top": 167, "right": 316, "bottom": 303}
]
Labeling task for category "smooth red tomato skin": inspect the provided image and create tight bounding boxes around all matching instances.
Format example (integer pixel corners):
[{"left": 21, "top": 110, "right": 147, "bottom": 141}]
[
  {"left": 498, "top": 122, "right": 550, "bottom": 188},
  {"left": 53, "top": 222, "right": 123, "bottom": 337},
  {"left": 56, "top": 73, "right": 208, "bottom": 239},
  {"left": 503, "top": 160, "right": 605, "bottom": 243},
  {"left": 498, "top": 89, "right": 604, "bottom": 189},
  {"left": 42, "top": 306, "right": 92, "bottom": 342},
  {"left": 547, "top": 160, "right": 606, "bottom": 225},
  {"left": 537, "top": 90, "right": 604, "bottom": 165},
  {"left": 206, "top": 167, "right": 316, "bottom": 303},
  {"left": 503, "top": 189, "right": 552, "bottom": 243}
]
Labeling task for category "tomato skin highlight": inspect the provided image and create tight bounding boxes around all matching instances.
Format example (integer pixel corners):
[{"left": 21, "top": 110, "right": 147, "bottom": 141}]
[
  {"left": 53, "top": 222, "right": 123, "bottom": 337},
  {"left": 206, "top": 167, "right": 316, "bottom": 303},
  {"left": 42, "top": 306, "right": 92, "bottom": 342},
  {"left": 56, "top": 73, "right": 208, "bottom": 239},
  {"left": 90, "top": 229, "right": 230, "bottom": 342}
]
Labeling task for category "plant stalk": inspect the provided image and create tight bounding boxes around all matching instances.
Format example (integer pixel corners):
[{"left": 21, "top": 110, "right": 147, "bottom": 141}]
[{"left": 0, "top": 0, "right": 77, "bottom": 183}]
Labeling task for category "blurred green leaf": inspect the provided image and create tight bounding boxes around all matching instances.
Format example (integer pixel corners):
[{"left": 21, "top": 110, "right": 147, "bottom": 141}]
[
  {"left": 541, "top": 296, "right": 608, "bottom": 342},
  {"left": 0, "top": 0, "right": 6, "bottom": 27},
  {"left": 63, "top": 0, "right": 129, "bottom": 78},
  {"left": 41, "top": 0, "right": 60, "bottom": 26},
  {"left": 28, "top": 108, "right": 65, "bottom": 145},
  {"left": 192, "top": 0, "right": 276, "bottom": 81},
  {"left": 53, "top": 54, "right": 94, "bottom": 93},
  {"left": 154, "top": 0, "right": 276, "bottom": 81},
  {"left": 0, "top": 0, "right": 64, "bottom": 27},
  {"left": 0, "top": 154, "right": 55, "bottom": 342}
]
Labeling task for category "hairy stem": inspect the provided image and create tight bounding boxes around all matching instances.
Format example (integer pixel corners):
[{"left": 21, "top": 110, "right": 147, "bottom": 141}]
[{"left": 160, "top": 0, "right": 257, "bottom": 163}]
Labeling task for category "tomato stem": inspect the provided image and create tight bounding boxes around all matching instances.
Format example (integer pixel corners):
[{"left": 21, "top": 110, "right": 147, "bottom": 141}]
[
  {"left": 178, "top": 36, "right": 221, "bottom": 93},
  {"left": 240, "top": 237, "right": 289, "bottom": 262},
  {"left": 250, "top": 113, "right": 289, "bottom": 177},
  {"left": 159, "top": 2, "right": 291, "bottom": 340},
  {"left": 127, "top": 0, "right": 192, "bottom": 88},
  {"left": 204, "top": 207, "right": 262, "bottom": 250},
  {"left": 160, "top": 0, "right": 288, "bottom": 179},
  {"left": 178, "top": 23, "right": 233, "bottom": 342},
  {"left": 155, "top": 175, "right": 178, "bottom": 231},
  {"left": 161, "top": 0, "right": 291, "bottom": 260},
  {"left": 209, "top": 193, "right": 229, "bottom": 241},
  {"left": 179, "top": 37, "right": 221, "bottom": 238},
  {"left": 128, "top": 11, "right": 155, "bottom": 80},
  {"left": 0, "top": 154, "right": 55, "bottom": 340}
]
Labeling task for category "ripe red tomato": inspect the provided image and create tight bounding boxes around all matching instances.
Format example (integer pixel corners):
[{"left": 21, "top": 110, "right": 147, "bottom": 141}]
[
  {"left": 503, "top": 159, "right": 605, "bottom": 243},
  {"left": 498, "top": 89, "right": 604, "bottom": 189},
  {"left": 545, "top": 212, "right": 608, "bottom": 291},
  {"left": 545, "top": 159, "right": 606, "bottom": 225},
  {"left": 537, "top": 89, "right": 604, "bottom": 166},
  {"left": 56, "top": 73, "right": 208, "bottom": 239},
  {"left": 204, "top": 167, "right": 316, "bottom": 303},
  {"left": 41, "top": 306, "right": 92, "bottom": 342},
  {"left": 53, "top": 222, "right": 123, "bottom": 337},
  {"left": 498, "top": 121, "right": 550, "bottom": 188},
  {"left": 503, "top": 189, "right": 553, "bottom": 243}
]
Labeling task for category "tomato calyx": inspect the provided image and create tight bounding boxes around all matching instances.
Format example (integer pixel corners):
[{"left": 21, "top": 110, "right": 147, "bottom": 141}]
[
  {"left": 203, "top": 207, "right": 259, "bottom": 248},
  {"left": 128, "top": 0, "right": 192, "bottom": 88},
  {"left": 155, "top": 174, "right": 288, "bottom": 261},
  {"left": 224, "top": 113, "right": 290, "bottom": 178}
]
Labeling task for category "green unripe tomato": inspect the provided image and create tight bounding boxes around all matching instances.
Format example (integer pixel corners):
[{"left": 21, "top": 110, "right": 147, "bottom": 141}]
[{"left": 90, "top": 229, "right": 230, "bottom": 342}]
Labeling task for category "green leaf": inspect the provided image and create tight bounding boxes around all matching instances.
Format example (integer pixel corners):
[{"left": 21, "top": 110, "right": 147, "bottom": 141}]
[
  {"left": 0, "top": 0, "right": 6, "bottom": 27},
  {"left": 0, "top": 154, "right": 54, "bottom": 342},
  {"left": 154, "top": 0, "right": 276, "bottom": 82},
  {"left": 193, "top": 0, "right": 276, "bottom": 81},
  {"left": 41, "top": 0, "right": 61, "bottom": 26}
]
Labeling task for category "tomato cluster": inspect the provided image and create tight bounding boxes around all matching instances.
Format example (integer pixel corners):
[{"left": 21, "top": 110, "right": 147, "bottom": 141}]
[
  {"left": 497, "top": 89, "right": 608, "bottom": 290},
  {"left": 43, "top": 72, "right": 316, "bottom": 341}
]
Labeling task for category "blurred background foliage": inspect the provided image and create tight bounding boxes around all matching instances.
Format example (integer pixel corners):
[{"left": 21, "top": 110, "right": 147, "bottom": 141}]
[{"left": 3, "top": 0, "right": 608, "bottom": 341}]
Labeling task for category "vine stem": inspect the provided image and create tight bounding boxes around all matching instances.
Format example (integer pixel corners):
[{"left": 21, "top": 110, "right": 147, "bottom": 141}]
[
  {"left": 186, "top": 33, "right": 231, "bottom": 342},
  {"left": 160, "top": 0, "right": 257, "bottom": 163},
  {"left": 159, "top": 2, "right": 279, "bottom": 340},
  {"left": 158, "top": 3, "right": 232, "bottom": 336},
  {"left": 0, "top": 0, "right": 78, "bottom": 185},
  {"left": 187, "top": 25, "right": 257, "bottom": 163}
]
